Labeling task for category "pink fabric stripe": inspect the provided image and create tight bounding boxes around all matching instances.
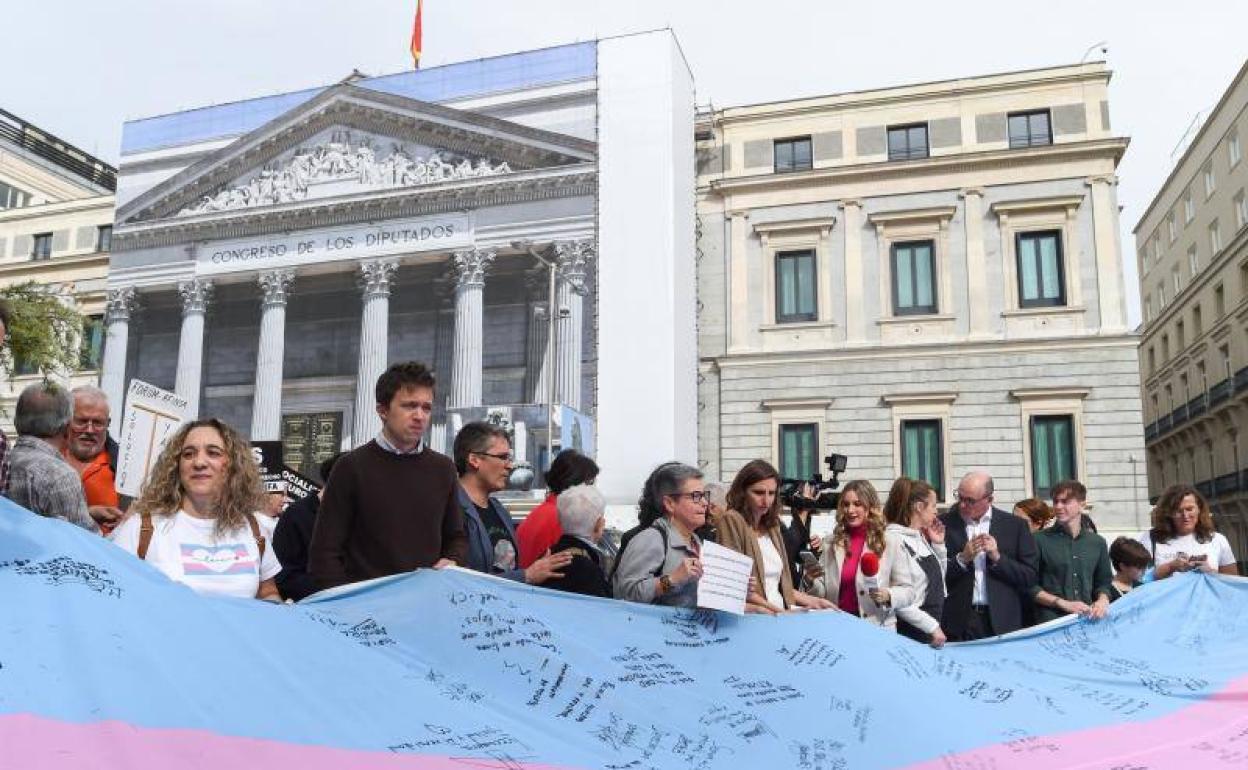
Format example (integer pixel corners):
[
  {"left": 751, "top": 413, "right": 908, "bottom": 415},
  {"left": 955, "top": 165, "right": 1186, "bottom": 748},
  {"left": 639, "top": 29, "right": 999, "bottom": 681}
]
[
  {"left": 904, "top": 674, "right": 1248, "bottom": 769},
  {"left": 0, "top": 713, "right": 583, "bottom": 770}
]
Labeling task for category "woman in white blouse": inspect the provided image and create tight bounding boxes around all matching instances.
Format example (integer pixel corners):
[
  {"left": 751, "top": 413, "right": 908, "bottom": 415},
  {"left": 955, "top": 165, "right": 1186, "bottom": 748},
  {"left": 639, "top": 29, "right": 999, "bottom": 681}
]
[
  {"left": 1136, "top": 485, "right": 1237, "bottom": 579},
  {"left": 882, "top": 477, "right": 948, "bottom": 647},
  {"left": 713, "top": 459, "right": 835, "bottom": 613}
]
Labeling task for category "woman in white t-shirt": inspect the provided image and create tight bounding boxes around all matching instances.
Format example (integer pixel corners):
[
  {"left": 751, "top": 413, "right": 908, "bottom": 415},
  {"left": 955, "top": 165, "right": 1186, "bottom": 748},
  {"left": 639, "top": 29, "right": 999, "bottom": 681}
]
[
  {"left": 112, "top": 418, "right": 280, "bottom": 600},
  {"left": 1135, "top": 485, "right": 1238, "bottom": 580}
]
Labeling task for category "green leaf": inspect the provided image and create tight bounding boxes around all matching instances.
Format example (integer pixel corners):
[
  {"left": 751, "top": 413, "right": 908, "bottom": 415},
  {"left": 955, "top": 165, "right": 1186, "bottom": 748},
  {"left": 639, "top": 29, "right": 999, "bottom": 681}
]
[{"left": 0, "top": 282, "right": 86, "bottom": 380}]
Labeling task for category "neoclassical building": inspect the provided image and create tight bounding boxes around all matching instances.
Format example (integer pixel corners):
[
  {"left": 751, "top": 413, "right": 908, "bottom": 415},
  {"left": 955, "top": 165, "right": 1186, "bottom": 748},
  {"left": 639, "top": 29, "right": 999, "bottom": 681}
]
[
  {"left": 0, "top": 108, "right": 115, "bottom": 426},
  {"left": 696, "top": 62, "right": 1150, "bottom": 534},
  {"left": 1135, "top": 59, "right": 1248, "bottom": 562},
  {"left": 106, "top": 33, "right": 696, "bottom": 503}
]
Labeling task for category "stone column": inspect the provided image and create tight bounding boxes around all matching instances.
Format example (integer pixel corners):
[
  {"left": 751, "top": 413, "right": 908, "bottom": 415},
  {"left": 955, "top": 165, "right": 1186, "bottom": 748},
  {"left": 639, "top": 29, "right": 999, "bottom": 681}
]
[
  {"left": 1087, "top": 175, "right": 1127, "bottom": 333},
  {"left": 429, "top": 280, "right": 455, "bottom": 454},
  {"left": 449, "top": 248, "right": 496, "bottom": 408},
  {"left": 250, "top": 269, "right": 294, "bottom": 441},
  {"left": 351, "top": 260, "right": 398, "bottom": 447},
  {"left": 524, "top": 269, "right": 552, "bottom": 404},
  {"left": 174, "top": 279, "right": 213, "bottom": 419},
  {"left": 554, "top": 239, "right": 594, "bottom": 413},
  {"left": 100, "top": 287, "right": 137, "bottom": 427}
]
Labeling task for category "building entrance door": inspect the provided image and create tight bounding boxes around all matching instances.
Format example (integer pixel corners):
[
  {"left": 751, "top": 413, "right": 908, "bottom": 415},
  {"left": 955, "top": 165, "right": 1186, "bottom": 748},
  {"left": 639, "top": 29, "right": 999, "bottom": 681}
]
[{"left": 281, "top": 411, "right": 343, "bottom": 482}]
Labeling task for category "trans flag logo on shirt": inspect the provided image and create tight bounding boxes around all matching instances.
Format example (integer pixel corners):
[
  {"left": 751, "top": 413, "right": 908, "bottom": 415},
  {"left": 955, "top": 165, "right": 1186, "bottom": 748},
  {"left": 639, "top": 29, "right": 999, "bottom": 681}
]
[{"left": 180, "top": 543, "right": 255, "bottom": 576}]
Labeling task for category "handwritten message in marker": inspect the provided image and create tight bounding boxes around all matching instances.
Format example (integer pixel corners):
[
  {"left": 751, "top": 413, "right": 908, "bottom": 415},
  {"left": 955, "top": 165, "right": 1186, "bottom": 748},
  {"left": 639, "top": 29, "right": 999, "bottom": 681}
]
[
  {"left": 115, "top": 379, "right": 189, "bottom": 498},
  {"left": 697, "top": 542, "right": 753, "bottom": 615}
]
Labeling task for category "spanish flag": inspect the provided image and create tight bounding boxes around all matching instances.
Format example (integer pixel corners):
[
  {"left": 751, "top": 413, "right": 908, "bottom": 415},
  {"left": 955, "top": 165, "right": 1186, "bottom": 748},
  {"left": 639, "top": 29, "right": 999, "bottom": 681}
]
[{"left": 410, "top": 0, "right": 423, "bottom": 69}]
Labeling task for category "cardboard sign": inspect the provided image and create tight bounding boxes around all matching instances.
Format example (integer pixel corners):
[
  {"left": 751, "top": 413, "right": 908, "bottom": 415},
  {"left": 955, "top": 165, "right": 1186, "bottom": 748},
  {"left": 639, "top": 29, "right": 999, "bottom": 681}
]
[{"left": 114, "top": 380, "right": 189, "bottom": 498}]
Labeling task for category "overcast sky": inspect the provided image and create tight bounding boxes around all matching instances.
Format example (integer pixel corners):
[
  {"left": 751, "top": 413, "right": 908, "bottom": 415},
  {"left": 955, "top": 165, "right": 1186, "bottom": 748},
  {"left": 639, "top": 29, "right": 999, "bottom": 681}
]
[{"left": 6, "top": 1, "right": 1247, "bottom": 327}]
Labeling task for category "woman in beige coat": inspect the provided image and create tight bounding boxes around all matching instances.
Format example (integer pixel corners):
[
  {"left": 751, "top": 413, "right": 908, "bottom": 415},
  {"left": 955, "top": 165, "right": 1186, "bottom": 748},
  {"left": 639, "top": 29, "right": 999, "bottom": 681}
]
[
  {"left": 807, "top": 479, "right": 915, "bottom": 626},
  {"left": 714, "top": 459, "right": 836, "bottom": 614}
]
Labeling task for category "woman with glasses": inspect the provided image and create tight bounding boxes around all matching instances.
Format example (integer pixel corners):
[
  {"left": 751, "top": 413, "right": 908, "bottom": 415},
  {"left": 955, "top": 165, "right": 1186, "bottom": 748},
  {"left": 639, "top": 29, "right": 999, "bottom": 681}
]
[
  {"left": 808, "top": 480, "right": 907, "bottom": 621},
  {"left": 612, "top": 462, "right": 707, "bottom": 607},
  {"left": 110, "top": 418, "right": 281, "bottom": 600},
  {"left": 1135, "top": 484, "right": 1238, "bottom": 579},
  {"left": 715, "top": 460, "right": 835, "bottom": 613}
]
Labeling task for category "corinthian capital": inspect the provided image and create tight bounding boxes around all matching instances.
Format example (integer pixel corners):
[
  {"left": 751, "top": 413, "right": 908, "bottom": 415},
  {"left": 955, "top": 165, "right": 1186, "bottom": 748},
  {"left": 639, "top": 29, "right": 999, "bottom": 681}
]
[
  {"left": 105, "top": 287, "right": 137, "bottom": 324},
  {"left": 554, "top": 239, "right": 595, "bottom": 295},
  {"left": 451, "top": 248, "right": 496, "bottom": 289},
  {"left": 258, "top": 269, "right": 295, "bottom": 307},
  {"left": 177, "top": 278, "right": 213, "bottom": 316},
  {"left": 359, "top": 259, "right": 399, "bottom": 299}
]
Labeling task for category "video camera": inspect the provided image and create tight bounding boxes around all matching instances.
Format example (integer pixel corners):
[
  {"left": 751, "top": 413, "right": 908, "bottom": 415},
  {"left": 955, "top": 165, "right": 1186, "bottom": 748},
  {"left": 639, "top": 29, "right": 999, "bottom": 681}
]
[{"left": 779, "top": 452, "right": 848, "bottom": 511}]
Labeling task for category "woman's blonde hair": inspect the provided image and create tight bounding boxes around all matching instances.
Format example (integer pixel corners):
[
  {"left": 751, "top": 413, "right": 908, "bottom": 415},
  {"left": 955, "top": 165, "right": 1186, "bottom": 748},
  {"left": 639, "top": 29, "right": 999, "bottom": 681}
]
[
  {"left": 833, "top": 479, "right": 887, "bottom": 555},
  {"left": 132, "top": 418, "right": 264, "bottom": 537}
]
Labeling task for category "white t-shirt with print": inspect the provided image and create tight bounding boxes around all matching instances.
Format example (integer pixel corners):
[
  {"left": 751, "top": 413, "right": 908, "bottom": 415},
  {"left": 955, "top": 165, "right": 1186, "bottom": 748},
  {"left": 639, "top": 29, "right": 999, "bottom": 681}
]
[
  {"left": 111, "top": 511, "right": 280, "bottom": 599},
  {"left": 1134, "top": 530, "right": 1236, "bottom": 569}
]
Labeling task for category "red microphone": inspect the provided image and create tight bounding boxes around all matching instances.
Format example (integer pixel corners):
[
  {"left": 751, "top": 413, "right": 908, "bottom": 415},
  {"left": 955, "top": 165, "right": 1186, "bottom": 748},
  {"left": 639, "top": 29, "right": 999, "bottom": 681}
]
[{"left": 860, "top": 552, "right": 880, "bottom": 592}]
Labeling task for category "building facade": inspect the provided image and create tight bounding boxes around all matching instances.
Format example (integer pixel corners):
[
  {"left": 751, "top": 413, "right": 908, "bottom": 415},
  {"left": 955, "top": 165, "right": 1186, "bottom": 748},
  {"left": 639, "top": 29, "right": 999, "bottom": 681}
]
[
  {"left": 1135, "top": 60, "right": 1248, "bottom": 561},
  {"left": 697, "top": 63, "right": 1149, "bottom": 534},
  {"left": 0, "top": 108, "right": 116, "bottom": 426},
  {"left": 106, "top": 32, "right": 696, "bottom": 505}
]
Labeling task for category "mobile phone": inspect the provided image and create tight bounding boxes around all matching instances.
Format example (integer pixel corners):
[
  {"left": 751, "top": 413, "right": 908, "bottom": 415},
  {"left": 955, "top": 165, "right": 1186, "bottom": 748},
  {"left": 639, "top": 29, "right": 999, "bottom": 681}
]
[
  {"left": 1188, "top": 554, "right": 1208, "bottom": 563},
  {"left": 799, "top": 551, "right": 819, "bottom": 568}
]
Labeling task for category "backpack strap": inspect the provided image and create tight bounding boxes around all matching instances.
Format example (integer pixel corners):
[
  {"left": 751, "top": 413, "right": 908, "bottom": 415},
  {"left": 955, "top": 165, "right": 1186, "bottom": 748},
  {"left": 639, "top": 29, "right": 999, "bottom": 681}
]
[
  {"left": 137, "top": 512, "right": 155, "bottom": 561},
  {"left": 651, "top": 522, "right": 670, "bottom": 577},
  {"left": 246, "top": 513, "right": 267, "bottom": 563}
]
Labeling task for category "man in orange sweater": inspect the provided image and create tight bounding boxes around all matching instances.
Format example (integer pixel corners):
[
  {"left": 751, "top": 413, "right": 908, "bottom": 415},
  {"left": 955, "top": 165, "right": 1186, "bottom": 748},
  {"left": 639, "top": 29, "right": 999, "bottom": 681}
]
[{"left": 63, "top": 386, "right": 125, "bottom": 532}]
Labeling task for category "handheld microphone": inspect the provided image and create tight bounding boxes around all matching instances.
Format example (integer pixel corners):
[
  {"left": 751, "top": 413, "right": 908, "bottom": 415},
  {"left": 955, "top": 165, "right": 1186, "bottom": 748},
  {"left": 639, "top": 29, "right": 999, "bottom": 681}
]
[{"left": 860, "top": 551, "right": 880, "bottom": 592}]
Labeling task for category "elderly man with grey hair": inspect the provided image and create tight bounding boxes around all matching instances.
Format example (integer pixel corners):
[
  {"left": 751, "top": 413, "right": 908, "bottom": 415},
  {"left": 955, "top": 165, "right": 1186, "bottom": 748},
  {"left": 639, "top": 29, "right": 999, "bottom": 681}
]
[
  {"left": 64, "top": 385, "right": 126, "bottom": 529},
  {"left": 542, "top": 484, "right": 611, "bottom": 598},
  {"left": 3, "top": 381, "right": 99, "bottom": 532}
]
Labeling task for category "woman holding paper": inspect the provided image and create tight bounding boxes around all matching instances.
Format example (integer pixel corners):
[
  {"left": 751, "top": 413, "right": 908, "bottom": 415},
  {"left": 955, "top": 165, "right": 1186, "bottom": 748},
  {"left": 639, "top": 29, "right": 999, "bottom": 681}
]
[
  {"left": 612, "top": 462, "right": 707, "bottom": 608},
  {"left": 111, "top": 418, "right": 281, "bottom": 601},
  {"left": 714, "top": 460, "right": 836, "bottom": 614},
  {"left": 807, "top": 480, "right": 913, "bottom": 624}
]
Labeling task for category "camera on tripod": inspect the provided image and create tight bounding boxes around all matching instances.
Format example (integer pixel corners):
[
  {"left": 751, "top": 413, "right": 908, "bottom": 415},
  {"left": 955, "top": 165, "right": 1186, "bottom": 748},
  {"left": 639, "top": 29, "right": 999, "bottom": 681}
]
[{"left": 779, "top": 452, "right": 848, "bottom": 511}]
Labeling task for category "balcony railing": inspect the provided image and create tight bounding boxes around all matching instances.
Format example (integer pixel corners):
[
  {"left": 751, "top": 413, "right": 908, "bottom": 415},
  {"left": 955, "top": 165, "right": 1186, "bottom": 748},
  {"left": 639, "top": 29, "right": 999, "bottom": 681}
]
[
  {"left": 1145, "top": 422, "right": 1159, "bottom": 442},
  {"left": 1157, "top": 414, "right": 1173, "bottom": 434},
  {"left": 0, "top": 108, "right": 116, "bottom": 190},
  {"left": 1214, "top": 472, "right": 1242, "bottom": 497},
  {"left": 1210, "top": 378, "right": 1233, "bottom": 406},
  {"left": 1196, "top": 480, "right": 1215, "bottom": 498},
  {"left": 1169, "top": 404, "right": 1189, "bottom": 425},
  {"left": 1187, "top": 392, "right": 1208, "bottom": 418},
  {"left": 1237, "top": 366, "right": 1248, "bottom": 392}
]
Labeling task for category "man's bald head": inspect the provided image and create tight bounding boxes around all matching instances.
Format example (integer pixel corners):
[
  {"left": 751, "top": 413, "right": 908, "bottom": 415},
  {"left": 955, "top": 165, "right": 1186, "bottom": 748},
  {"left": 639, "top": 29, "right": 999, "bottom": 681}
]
[{"left": 959, "top": 471, "right": 994, "bottom": 499}]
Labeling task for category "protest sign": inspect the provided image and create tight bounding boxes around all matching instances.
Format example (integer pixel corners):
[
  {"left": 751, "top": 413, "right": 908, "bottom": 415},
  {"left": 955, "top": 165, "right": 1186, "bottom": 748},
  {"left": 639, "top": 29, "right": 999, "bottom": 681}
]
[
  {"left": 114, "top": 380, "right": 188, "bottom": 498},
  {"left": 696, "top": 540, "right": 754, "bottom": 615}
]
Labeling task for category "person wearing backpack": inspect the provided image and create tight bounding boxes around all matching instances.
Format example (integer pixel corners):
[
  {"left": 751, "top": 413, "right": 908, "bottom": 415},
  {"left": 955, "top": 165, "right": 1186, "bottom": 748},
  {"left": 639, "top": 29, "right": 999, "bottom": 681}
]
[
  {"left": 612, "top": 462, "right": 706, "bottom": 608},
  {"left": 110, "top": 419, "right": 280, "bottom": 601}
]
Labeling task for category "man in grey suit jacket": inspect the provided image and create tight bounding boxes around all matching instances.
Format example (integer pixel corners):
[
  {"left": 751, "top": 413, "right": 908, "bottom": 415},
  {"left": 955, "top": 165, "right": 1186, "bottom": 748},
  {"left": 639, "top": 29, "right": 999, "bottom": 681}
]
[{"left": 940, "top": 471, "right": 1038, "bottom": 640}]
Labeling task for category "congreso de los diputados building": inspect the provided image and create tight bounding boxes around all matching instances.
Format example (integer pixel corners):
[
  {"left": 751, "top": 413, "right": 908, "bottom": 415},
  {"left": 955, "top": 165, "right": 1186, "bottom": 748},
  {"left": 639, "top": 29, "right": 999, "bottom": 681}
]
[{"left": 103, "top": 32, "right": 697, "bottom": 506}]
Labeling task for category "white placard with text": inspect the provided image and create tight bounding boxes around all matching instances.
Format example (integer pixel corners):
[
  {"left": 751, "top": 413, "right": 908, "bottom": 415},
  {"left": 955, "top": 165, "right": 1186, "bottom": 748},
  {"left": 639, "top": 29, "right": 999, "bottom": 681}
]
[
  {"left": 115, "top": 380, "right": 189, "bottom": 498},
  {"left": 696, "top": 541, "right": 754, "bottom": 616}
]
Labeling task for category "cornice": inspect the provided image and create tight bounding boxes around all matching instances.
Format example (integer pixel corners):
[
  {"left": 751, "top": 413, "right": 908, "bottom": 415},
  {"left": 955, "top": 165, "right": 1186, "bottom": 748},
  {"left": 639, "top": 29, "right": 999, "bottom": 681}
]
[
  {"left": 990, "top": 194, "right": 1085, "bottom": 216},
  {"left": 880, "top": 392, "right": 958, "bottom": 406},
  {"left": 1009, "top": 387, "right": 1091, "bottom": 401},
  {"left": 117, "top": 84, "right": 597, "bottom": 225},
  {"left": 706, "top": 139, "right": 1129, "bottom": 197},
  {"left": 752, "top": 216, "right": 836, "bottom": 238},
  {"left": 867, "top": 205, "right": 957, "bottom": 226},
  {"left": 716, "top": 67, "right": 1111, "bottom": 126},
  {"left": 0, "top": 251, "right": 110, "bottom": 278},
  {"left": 760, "top": 397, "right": 833, "bottom": 410},
  {"left": 112, "top": 167, "right": 596, "bottom": 251}
]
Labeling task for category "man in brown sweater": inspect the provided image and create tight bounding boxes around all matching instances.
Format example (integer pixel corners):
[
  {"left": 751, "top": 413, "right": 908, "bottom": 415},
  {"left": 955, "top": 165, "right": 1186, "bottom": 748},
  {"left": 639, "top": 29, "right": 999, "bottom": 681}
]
[{"left": 309, "top": 361, "right": 467, "bottom": 590}]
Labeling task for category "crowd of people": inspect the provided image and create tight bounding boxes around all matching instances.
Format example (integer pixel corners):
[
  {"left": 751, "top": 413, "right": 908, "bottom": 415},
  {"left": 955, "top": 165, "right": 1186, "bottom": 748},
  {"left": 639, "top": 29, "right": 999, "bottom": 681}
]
[{"left": 3, "top": 356, "right": 1240, "bottom": 648}]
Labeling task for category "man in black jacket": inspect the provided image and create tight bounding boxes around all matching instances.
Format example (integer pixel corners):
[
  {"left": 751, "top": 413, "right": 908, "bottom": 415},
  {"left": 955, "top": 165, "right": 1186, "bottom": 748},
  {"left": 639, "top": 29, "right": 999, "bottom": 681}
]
[
  {"left": 941, "top": 470, "right": 1038, "bottom": 640},
  {"left": 274, "top": 453, "right": 343, "bottom": 601}
]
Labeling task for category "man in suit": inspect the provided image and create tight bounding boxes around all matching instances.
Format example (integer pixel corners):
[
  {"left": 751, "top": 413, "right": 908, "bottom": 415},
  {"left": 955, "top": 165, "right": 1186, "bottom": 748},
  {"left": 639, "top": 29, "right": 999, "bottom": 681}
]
[{"left": 941, "top": 470, "right": 1038, "bottom": 640}]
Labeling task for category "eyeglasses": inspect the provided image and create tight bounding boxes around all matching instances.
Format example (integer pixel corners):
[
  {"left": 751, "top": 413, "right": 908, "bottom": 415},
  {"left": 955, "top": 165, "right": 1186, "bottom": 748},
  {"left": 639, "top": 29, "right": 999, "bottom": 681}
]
[
  {"left": 667, "top": 491, "right": 710, "bottom": 504},
  {"left": 472, "top": 451, "right": 514, "bottom": 463},
  {"left": 956, "top": 493, "right": 990, "bottom": 506},
  {"left": 71, "top": 417, "right": 110, "bottom": 430}
]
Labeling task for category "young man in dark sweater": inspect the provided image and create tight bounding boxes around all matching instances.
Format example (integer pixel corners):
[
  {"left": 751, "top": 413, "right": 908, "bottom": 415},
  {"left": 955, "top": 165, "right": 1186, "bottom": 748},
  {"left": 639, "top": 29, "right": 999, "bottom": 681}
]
[{"left": 309, "top": 361, "right": 467, "bottom": 590}]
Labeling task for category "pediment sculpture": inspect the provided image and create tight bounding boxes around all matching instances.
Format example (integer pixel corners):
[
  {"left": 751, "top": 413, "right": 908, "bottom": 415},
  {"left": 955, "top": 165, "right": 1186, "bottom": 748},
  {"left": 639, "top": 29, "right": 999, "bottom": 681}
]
[{"left": 178, "top": 131, "right": 512, "bottom": 216}]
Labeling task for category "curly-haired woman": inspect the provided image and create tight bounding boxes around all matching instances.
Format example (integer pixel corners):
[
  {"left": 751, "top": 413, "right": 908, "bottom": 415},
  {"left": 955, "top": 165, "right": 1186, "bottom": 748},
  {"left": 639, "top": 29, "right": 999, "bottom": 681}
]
[
  {"left": 808, "top": 479, "right": 913, "bottom": 622},
  {"left": 111, "top": 419, "right": 280, "bottom": 600},
  {"left": 1135, "top": 484, "right": 1237, "bottom": 579}
]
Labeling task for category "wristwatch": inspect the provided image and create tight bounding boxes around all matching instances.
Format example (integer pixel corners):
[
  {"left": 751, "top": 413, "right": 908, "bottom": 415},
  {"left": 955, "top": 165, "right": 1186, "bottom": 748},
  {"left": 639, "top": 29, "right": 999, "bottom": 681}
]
[{"left": 659, "top": 574, "right": 674, "bottom": 593}]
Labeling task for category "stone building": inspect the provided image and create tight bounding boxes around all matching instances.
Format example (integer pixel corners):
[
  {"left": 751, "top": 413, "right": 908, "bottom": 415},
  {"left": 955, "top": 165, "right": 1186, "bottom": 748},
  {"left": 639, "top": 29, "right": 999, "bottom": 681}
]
[
  {"left": 0, "top": 107, "right": 115, "bottom": 425},
  {"left": 1135, "top": 60, "right": 1248, "bottom": 561},
  {"left": 696, "top": 62, "right": 1149, "bottom": 534},
  {"left": 106, "top": 32, "right": 696, "bottom": 504}
]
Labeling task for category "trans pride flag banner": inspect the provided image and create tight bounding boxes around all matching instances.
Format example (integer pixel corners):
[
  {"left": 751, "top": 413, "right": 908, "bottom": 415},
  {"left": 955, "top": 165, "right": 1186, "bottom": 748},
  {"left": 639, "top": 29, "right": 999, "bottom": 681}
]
[{"left": 2, "top": 496, "right": 1247, "bottom": 769}]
